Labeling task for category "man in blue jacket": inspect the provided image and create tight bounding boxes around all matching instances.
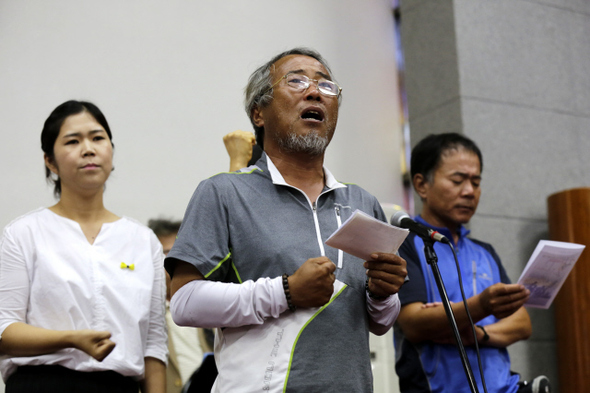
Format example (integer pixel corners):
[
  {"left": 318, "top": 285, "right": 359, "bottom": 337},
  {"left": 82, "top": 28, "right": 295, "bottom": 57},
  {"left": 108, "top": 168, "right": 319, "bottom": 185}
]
[{"left": 395, "top": 133, "right": 549, "bottom": 393}]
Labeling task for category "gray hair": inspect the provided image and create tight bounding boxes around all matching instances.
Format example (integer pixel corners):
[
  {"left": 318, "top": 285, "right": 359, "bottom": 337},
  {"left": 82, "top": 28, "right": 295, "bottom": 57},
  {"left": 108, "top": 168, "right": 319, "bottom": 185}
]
[{"left": 244, "top": 47, "right": 342, "bottom": 148}]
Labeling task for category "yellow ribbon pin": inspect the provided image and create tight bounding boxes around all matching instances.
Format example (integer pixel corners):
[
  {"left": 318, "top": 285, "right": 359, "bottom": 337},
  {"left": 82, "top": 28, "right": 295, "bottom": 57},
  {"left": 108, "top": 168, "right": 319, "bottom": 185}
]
[{"left": 120, "top": 262, "right": 135, "bottom": 271}]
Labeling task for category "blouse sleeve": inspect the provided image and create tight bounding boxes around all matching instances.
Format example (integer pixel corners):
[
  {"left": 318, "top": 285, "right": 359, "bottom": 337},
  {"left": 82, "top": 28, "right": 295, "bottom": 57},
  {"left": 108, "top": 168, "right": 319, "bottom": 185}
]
[
  {"left": 0, "top": 227, "right": 30, "bottom": 335},
  {"left": 143, "top": 236, "right": 168, "bottom": 364}
]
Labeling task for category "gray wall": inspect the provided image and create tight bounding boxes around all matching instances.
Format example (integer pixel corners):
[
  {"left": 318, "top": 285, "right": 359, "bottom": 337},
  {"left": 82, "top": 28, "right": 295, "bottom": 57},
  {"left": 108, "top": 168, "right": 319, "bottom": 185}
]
[{"left": 400, "top": 0, "right": 590, "bottom": 391}]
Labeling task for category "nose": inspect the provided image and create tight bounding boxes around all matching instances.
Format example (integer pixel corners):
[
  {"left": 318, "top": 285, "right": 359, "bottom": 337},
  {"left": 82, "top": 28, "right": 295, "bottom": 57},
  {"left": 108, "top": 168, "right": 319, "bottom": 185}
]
[
  {"left": 305, "top": 81, "right": 322, "bottom": 101},
  {"left": 81, "top": 139, "right": 96, "bottom": 156},
  {"left": 461, "top": 182, "right": 475, "bottom": 197}
]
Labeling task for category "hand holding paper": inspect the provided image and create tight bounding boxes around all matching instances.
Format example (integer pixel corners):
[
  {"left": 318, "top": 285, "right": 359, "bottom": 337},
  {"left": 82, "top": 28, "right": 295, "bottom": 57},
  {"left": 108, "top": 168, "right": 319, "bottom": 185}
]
[{"left": 364, "top": 252, "right": 407, "bottom": 298}]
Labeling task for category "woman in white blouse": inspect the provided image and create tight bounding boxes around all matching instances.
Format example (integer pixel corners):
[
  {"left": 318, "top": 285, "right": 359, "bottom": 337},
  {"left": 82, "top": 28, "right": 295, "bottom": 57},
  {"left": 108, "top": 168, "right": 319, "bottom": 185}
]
[{"left": 0, "top": 101, "right": 167, "bottom": 393}]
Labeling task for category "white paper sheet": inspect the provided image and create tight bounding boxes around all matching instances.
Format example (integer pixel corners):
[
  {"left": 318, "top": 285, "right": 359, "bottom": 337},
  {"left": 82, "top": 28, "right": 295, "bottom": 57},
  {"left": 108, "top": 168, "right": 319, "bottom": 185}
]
[
  {"left": 517, "top": 240, "right": 585, "bottom": 309},
  {"left": 325, "top": 209, "right": 409, "bottom": 261}
]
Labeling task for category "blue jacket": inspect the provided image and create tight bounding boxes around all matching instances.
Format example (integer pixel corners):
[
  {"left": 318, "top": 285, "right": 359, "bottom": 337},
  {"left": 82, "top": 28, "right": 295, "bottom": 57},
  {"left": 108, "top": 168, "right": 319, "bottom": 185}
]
[{"left": 395, "top": 216, "right": 519, "bottom": 393}]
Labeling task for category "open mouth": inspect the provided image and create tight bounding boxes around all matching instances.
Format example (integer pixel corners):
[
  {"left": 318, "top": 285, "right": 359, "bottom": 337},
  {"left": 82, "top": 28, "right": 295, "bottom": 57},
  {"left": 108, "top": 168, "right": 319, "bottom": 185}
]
[{"left": 301, "top": 109, "right": 324, "bottom": 122}]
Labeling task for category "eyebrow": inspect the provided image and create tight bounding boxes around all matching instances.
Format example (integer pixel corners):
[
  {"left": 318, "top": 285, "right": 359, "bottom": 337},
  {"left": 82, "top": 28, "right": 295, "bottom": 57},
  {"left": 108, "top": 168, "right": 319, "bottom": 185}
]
[
  {"left": 451, "top": 172, "right": 482, "bottom": 180},
  {"left": 62, "top": 129, "right": 106, "bottom": 139},
  {"left": 287, "top": 69, "right": 332, "bottom": 80}
]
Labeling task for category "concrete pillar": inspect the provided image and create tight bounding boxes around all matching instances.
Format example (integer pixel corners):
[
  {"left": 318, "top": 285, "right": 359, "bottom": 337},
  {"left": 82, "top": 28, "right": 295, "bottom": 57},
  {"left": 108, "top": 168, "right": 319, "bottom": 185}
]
[{"left": 400, "top": 1, "right": 590, "bottom": 390}]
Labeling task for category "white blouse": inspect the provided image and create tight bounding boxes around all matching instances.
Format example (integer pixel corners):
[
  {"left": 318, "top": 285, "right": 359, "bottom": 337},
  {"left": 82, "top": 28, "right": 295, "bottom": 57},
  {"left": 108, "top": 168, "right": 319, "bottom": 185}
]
[{"left": 0, "top": 208, "right": 167, "bottom": 381}]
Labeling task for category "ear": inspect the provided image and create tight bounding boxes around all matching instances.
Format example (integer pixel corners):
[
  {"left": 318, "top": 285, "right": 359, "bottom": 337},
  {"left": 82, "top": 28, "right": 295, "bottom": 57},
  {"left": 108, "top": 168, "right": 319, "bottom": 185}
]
[
  {"left": 44, "top": 154, "right": 58, "bottom": 175},
  {"left": 413, "top": 173, "right": 429, "bottom": 200},
  {"left": 251, "top": 106, "right": 264, "bottom": 128}
]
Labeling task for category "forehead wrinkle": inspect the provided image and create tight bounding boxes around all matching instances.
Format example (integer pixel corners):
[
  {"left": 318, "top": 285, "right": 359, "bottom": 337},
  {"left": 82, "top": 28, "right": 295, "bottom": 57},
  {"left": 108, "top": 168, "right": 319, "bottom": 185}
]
[
  {"left": 450, "top": 171, "right": 481, "bottom": 178},
  {"left": 283, "top": 69, "right": 304, "bottom": 78},
  {"left": 272, "top": 54, "right": 332, "bottom": 79}
]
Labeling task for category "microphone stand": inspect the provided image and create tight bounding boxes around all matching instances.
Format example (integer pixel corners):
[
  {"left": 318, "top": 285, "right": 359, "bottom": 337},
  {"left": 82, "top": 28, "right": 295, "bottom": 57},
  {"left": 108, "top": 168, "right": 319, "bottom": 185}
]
[{"left": 422, "top": 238, "right": 479, "bottom": 393}]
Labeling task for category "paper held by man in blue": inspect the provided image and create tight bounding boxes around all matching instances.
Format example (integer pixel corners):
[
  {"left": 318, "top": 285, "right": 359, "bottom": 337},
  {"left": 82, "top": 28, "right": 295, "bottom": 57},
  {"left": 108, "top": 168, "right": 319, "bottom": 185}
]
[{"left": 517, "top": 240, "right": 585, "bottom": 309}]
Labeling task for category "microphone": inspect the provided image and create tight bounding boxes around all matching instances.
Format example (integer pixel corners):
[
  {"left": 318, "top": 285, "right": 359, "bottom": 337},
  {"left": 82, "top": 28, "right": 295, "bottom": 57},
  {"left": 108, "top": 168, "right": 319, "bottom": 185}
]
[{"left": 390, "top": 208, "right": 450, "bottom": 244}]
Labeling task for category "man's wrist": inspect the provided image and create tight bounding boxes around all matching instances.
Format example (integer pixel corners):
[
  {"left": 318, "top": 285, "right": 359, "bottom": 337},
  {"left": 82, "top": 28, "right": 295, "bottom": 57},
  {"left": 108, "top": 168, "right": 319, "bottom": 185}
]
[
  {"left": 365, "top": 279, "right": 390, "bottom": 300},
  {"left": 476, "top": 325, "right": 489, "bottom": 343},
  {"left": 282, "top": 274, "right": 296, "bottom": 312}
]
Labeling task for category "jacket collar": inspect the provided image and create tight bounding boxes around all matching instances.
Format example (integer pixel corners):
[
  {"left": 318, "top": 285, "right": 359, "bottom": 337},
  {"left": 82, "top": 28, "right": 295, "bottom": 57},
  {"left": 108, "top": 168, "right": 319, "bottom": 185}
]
[
  {"left": 264, "top": 153, "right": 347, "bottom": 191},
  {"left": 415, "top": 215, "right": 471, "bottom": 241}
]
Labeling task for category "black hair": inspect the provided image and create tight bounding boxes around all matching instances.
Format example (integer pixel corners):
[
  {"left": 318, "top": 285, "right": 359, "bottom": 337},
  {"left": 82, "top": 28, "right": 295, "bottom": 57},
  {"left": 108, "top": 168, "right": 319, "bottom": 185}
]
[
  {"left": 248, "top": 144, "right": 263, "bottom": 166},
  {"left": 410, "top": 133, "right": 483, "bottom": 181},
  {"left": 41, "top": 100, "right": 113, "bottom": 198},
  {"left": 147, "top": 218, "right": 182, "bottom": 238}
]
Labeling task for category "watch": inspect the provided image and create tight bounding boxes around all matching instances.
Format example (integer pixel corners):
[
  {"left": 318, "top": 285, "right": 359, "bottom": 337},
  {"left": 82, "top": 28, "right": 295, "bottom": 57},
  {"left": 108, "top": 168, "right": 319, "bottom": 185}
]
[{"left": 476, "top": 325, "right": 489, "bottom": 343}]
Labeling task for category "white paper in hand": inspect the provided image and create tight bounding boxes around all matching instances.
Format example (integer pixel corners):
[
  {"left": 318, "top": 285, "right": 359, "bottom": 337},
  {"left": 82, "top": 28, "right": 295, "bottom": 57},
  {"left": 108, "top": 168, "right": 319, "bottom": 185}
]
[
  {"left": 517, "top": 240, "right": 585, "bottom": 309},
  {"left": 325, "top": 209, "right": 409, "bottom": 261}
]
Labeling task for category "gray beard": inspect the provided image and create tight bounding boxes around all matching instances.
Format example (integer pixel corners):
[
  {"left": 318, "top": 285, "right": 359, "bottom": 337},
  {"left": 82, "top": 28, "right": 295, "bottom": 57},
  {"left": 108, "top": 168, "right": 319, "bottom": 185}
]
[{"left": 277, "top": 131, "right": 328, "bottom": 156}]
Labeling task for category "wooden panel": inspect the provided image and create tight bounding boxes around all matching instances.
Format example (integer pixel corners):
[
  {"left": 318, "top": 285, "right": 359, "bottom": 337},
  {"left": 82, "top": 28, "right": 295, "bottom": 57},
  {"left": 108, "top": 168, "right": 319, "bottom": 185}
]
[{"left": 547, "top": 187, "right": 590, "bottom": 390}]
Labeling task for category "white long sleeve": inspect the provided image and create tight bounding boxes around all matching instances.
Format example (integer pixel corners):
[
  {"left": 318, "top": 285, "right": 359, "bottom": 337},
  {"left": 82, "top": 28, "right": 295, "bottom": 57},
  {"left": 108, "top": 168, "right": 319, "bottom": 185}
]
[
  {"left": 366, "top": 293, "right": 401, "bottom": 335},
  {"left": 170, "top": 277, "right": 288, "bottom": 328}
]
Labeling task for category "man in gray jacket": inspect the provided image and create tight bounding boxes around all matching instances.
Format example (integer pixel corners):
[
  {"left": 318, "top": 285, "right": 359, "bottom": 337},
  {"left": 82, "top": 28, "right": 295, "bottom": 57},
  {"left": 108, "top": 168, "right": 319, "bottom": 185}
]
[{"left": 165, "top": 47, "right": 407, "bottom": 393}]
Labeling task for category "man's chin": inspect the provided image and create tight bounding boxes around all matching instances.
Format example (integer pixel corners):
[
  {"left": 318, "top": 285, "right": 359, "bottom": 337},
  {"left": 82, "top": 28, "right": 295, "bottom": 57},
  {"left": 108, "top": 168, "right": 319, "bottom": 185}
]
[
  {"left": 278, "top": 131, "right": 329, "bottom": 156},
  {"left": 454, "top": 212, "right": 475, "bottom": 225}
]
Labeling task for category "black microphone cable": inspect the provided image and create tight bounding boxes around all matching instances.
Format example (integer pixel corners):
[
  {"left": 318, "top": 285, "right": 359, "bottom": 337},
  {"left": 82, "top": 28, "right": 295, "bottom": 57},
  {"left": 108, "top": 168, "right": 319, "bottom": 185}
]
[{"left": 446, "top": 241, "right": 489, "bottom": 393}]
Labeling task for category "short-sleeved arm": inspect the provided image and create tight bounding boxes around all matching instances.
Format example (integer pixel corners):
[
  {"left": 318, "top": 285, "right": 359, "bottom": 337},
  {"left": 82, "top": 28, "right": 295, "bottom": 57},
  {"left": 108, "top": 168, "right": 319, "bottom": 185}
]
[
  {"left": 397, "top": 233, "right": 429, "bottom": 306},
  {"left": 0, "top": 228, "right": 30, "bottom": 335},
  {"left": 165, "top": 179, "right": 232, "bottom": 281},
  {"left": 144, "top": 237, "right": 168, "bottom": 364}
]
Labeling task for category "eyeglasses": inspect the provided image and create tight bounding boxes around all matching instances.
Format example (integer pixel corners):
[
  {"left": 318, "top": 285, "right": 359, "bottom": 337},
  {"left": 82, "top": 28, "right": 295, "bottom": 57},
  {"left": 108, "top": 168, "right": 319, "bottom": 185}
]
[{"left": 268, "top": 72, "right": 342, "bottom": 97}]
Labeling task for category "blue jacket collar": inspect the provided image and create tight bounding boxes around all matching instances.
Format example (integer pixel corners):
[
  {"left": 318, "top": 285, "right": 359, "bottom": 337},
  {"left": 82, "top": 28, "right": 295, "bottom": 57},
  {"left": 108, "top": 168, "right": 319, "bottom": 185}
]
[{"left": 414, "top": 215, "right": 470, "bottom": 241}]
